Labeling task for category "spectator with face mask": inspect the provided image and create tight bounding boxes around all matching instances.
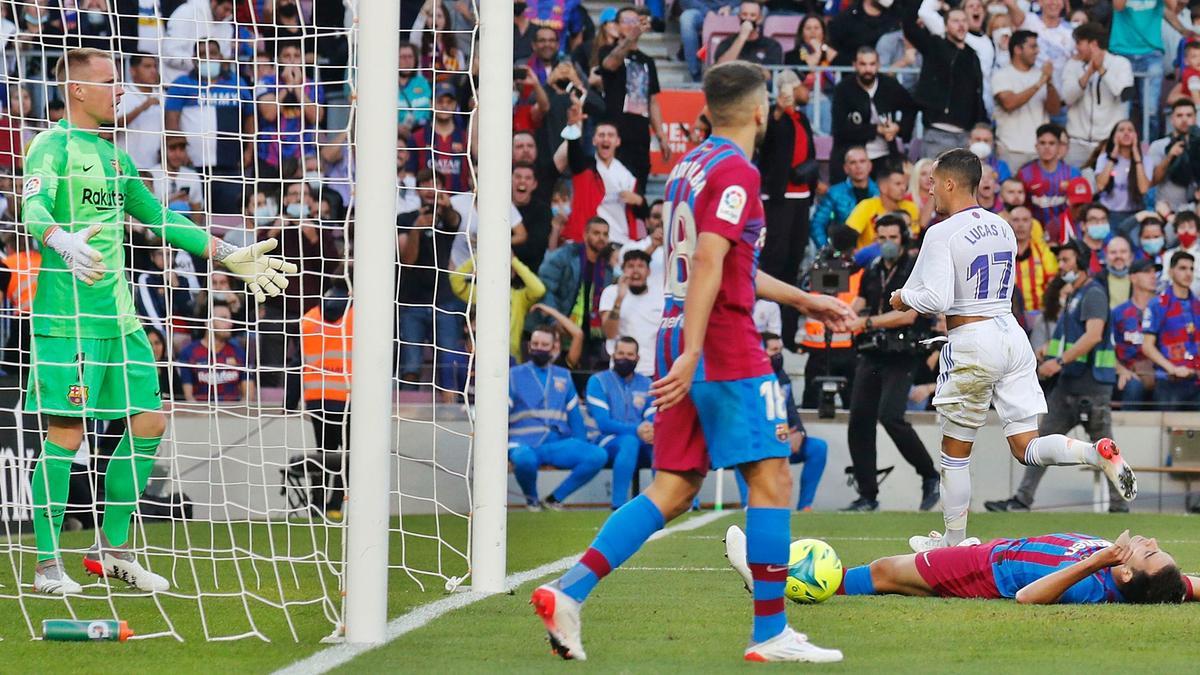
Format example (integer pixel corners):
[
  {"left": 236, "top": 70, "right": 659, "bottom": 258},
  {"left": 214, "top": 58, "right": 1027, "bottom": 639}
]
[
  {"left": 585, "top": 336, "right": 654, "bottom": 510},
  {"left": 1078, "top": 202, "right": 1115, "bottom": 276},
  {"left": 161, "top": 0, "right": 235, "bottom": 86},
  {"left": 968, "top": 123, "right": 1012, "bottom": 182},
  {"left": 508, "top": 328, "right": 608, "bottom": 510},
  {"left": 1163, "top": 210, "right": 1200, "bottom": 295},
  {"left": 1099, "top": 235, "right": 1135, "bottom": 308},
  {"left": 1134, "top": 216, "right": 1167, "bottom": 262},
  {"left": 164, "top": 38, "right": 249, "bottom": 214}
]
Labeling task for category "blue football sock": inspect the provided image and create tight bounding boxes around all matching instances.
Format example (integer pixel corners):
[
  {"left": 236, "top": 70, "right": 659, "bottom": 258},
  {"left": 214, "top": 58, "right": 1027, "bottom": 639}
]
[
  {"left": 558, "top": 494, "right": 665, "bottom": 603},
  {"left": 841, "top": 565, "right": 876, "bottom": 595},
  {"left": 746, "top": 507, "right": 790, "bottom": 643}
]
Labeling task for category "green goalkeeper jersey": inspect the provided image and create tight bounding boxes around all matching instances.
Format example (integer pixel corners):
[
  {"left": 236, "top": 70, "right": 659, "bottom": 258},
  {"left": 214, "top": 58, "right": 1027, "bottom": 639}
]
[{"left": 21, "top": 119, "right": 212, "bottom": 339}]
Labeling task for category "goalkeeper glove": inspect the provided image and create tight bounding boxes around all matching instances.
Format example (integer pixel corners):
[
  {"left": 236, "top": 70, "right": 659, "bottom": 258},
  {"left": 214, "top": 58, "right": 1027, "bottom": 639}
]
[
  {"left": 218, "top": 238, "right": 299, "bottom": 304},
  {"left": 45, "top": 224, "right": 106, "bottom": 285}
]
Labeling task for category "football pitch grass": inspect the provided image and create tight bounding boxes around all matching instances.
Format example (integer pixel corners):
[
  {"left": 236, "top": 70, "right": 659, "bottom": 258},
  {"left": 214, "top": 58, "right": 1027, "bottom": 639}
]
[{"left": 1, "top": 510, "right": 1197, "bottom": 674}]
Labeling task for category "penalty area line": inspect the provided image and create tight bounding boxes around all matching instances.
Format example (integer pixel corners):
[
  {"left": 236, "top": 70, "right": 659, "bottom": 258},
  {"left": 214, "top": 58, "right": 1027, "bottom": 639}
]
[{"left": 274, "top": 509, "right": 734, "bottom": 675}]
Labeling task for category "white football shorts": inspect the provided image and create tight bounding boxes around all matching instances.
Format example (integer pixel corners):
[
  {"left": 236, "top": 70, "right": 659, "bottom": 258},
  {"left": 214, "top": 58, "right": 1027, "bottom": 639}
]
[{"left": 932, "top": 313, "right": 1046, "bottom": 437}]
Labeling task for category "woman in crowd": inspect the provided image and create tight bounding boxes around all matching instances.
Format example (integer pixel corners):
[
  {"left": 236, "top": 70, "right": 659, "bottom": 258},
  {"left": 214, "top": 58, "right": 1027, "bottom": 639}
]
[
  {"left": 1092, "top": 120, "right": 1151, "bottom": 235},
  {"left": 908, "top": 158, "right": 936, "bottom": 231},
  {"left": 783, "top": 14, "right": 837, "bottom": 136}
]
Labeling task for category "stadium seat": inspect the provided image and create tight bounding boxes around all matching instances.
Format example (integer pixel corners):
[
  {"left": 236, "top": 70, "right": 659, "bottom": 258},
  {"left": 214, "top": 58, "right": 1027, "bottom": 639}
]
[
  {"left": 764, "top": 15, "right": 802, "bottom": 55},
  {"left": 702, "top": 15, "right": 742, "bottom": 66}
]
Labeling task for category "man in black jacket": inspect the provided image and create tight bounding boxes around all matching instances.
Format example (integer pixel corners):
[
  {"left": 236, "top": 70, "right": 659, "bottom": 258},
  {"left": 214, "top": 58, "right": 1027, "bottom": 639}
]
[
  {"left": 759, "top": 74, "right": 819, "bottom": 349},
  {"left": 830, "top": 46, "right": 917, "bottom": 184},
  {"left": 829, "top": 0, "right": 899, "bottom": 67},
  {"left": 902, "top": 5, "right": 988, "bottom": 159},
  {"left": 842, "top": 214, "right": 939, "bottom": 512}
]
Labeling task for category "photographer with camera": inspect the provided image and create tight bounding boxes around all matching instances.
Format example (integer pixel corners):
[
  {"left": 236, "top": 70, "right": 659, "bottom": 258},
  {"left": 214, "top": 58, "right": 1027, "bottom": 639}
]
[
  {"left": 800, "top": 224, "right": 863, "bottom": 414},
  {"left": 842, "top": 215, "right": 939, "bottom": 512}
]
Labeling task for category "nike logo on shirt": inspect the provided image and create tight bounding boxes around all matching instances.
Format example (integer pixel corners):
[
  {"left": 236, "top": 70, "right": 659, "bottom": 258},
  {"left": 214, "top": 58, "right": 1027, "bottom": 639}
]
[{"left": 83, "top": 164, "right": 95, "bottom": 172}]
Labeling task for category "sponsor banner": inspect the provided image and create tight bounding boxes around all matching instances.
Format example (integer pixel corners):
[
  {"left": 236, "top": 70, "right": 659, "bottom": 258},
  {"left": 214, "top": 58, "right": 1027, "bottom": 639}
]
[{"left": 651, "top": 90, "right": 707, "bottom": 176}]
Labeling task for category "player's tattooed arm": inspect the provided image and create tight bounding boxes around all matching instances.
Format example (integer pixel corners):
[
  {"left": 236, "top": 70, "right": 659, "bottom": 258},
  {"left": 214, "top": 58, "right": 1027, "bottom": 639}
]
[{"left": 211, "top": 237, "right": 239, "bottom": 262}]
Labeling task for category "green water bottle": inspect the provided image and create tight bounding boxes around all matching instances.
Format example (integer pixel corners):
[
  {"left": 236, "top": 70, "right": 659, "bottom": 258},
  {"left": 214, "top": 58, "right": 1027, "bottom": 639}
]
[{"left": 42, "top": 619, "right": 132, "bottom": 642}]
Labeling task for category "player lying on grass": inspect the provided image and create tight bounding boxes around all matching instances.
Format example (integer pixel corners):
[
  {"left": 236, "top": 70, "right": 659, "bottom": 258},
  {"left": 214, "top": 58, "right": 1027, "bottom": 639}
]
[
  {"left": 726, "top": 526, "right": 1198, "bottom": 604},
  {"left": 25, "top": 48, "right": 296, "bottom": 596}
]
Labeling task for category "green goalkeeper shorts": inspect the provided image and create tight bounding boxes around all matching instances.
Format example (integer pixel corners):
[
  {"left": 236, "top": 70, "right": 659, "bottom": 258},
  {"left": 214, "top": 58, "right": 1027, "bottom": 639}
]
[{"left": 25, "top": 331, "right": 163, "bottom": 420}]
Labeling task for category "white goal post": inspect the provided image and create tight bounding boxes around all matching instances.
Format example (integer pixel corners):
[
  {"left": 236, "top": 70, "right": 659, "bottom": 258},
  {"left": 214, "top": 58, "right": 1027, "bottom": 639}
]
[{"left": 342, "top": 0, "right": 512, "bottom": 642}]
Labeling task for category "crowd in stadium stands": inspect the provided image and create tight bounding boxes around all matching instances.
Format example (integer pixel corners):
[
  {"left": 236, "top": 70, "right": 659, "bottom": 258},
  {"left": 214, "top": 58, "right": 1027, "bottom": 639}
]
[
  {"left": 497, "top": 0, "right": 1200, "bottom": 509},
  {"left": 3, "top": 1, "right": 1200, "bottom": 509}
]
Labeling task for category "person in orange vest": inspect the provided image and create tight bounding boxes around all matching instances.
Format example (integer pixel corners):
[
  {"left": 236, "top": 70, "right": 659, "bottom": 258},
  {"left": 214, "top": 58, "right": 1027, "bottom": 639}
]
[
  {"left": 297, "top": 287, "right": 352, "bottom": 519},
  {"left": 2, "top": 231, "right": 38, "bottom": 379},
  {"left": 800, "top": 224, "right": 863, "bottom": 410}
]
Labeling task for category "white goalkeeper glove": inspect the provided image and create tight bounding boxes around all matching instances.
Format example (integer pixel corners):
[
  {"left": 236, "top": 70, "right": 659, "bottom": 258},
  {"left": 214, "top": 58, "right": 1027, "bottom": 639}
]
[
  {"left": 218, "top": 238, "right": 299, "bottom": 304},
  {"left": 45, "top": 224, "right": 106, "bottom": 285}
]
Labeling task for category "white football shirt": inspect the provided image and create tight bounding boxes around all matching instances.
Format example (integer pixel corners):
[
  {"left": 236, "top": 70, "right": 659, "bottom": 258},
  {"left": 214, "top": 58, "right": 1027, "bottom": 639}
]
[{"left": 899, "top": 206, "right": 1018, "bottom": 318}]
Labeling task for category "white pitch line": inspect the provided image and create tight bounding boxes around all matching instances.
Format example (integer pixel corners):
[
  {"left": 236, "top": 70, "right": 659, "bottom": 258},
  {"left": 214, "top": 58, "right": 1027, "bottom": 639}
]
[
  {"left": 623, "top": 566, "right": 729, "bottom": 572},
  {"left": 274, "top": 509, "right": 734, "bottom": 675}
]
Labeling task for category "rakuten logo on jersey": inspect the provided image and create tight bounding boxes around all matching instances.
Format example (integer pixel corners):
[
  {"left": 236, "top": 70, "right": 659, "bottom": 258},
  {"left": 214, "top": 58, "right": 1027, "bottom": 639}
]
[{"left": 80, "top": 188, "right": 125, "bottom": 210}]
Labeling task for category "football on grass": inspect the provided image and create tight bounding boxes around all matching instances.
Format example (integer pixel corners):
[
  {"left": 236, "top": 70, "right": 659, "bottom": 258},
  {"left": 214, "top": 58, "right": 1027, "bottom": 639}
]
[{"left": 785, "top": 539, "right": 842, "bottom": 604}]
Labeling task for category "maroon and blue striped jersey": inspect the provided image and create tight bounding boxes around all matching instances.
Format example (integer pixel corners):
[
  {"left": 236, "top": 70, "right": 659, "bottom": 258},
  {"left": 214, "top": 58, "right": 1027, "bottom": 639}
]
[
  {"left": 657, "top": 136, "right": 771, "bottom": 383},
  {"left": 1142, "top": 289, "right": 1200, "bottom": 379},
  {"left": 988, "top": 533, "right": 1123, "bottom": 603},
  {"left": 1017, "top": 160, "right": 1080, "bottom": 242},
  {"left": 1111, "top": 299, "right": 1151, "bottom": 368}
]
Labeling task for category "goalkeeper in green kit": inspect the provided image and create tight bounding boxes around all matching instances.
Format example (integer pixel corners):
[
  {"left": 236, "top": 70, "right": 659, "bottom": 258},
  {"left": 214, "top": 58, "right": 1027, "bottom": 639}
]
[{"left": 23, "top": 48, "right": 297, "bottom": 595}]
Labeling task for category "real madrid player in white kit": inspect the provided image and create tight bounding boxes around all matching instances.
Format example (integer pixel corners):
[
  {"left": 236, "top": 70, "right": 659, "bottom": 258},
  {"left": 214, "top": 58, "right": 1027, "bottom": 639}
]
[{"left": 890, "top": 149, "right": 1137, "bottom": 551}]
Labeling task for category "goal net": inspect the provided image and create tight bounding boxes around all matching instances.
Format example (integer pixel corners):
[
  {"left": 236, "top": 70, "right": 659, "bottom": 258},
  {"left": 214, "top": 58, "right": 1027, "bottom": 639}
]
[{"left": 0, "top": 0, "right": 488, "bottom": 642}]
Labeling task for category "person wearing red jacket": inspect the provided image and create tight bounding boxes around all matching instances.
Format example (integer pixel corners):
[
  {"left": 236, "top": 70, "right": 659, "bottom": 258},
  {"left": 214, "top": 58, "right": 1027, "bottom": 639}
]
[{"left": 758, "top": 79, "right": 819, "bottom": 350}]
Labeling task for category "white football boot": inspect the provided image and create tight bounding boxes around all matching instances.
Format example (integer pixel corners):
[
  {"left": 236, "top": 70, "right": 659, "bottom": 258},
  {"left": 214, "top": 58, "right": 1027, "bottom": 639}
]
[
  {"left": 745, "top": 626, "right": 844, "bottom": 663},
  {"left": 724, "top": 525, "right": 754, "bottom": 593},
  {"left": 908, "top": 530, "right": 982, "bottom": 553},
  {"left": 33, "top": 560, "right": 83, "bottom": 595},
  {"left": 1095, "top": 438, "right": 1137, "bottom": 502},
  {"left": 83, "top": 546, "right": 170, "bottom": 592},
  {"left": 530, "top": 583, "right": 586, "bottom": 660}
]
